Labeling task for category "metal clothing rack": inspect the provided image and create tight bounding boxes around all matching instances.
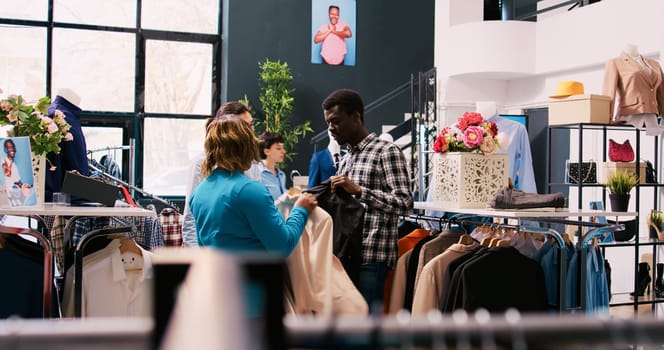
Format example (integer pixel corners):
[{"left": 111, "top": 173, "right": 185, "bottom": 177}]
[
  {"left": 88, "top": 162, "right": 180, "bottom": 213},
  {"left": 0, "top": 225, "right": 53, "bottom": 318},
  {"left": 406, "top": 213, "right": 624, "bottom": 312},
  {"left": 285, "top": 311, "right": 664, "bottom": 349}
]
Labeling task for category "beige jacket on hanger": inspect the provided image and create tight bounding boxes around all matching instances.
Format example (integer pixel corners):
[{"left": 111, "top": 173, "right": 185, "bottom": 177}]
[
  {"left": 602, "top": 52, "right": 664, "bottom": 119},
  {"left": 277, "top": 197, "right": 368, "bottom": 316}
]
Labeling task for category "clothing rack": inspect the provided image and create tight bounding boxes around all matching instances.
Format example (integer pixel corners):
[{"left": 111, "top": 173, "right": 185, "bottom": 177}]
[
  {"left": 406, "top": 213, "right": 624, "bottom": 312},
  {"left": 88, "top": 162, "right": 180, "bottom": 213},
  {"left": 87, "top": 145, "right": 132, "bottom": 155},
  {"left": 285, "top": 312, "right": 664, "bottom": 349},
  {"left": 0, "top": 225, "right": 53, "bottom": 318}
]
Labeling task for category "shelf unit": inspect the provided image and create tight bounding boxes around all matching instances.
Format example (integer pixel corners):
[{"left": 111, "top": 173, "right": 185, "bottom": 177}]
[{"left": 547, "top": 122, "right": 663, "bottom": 313}]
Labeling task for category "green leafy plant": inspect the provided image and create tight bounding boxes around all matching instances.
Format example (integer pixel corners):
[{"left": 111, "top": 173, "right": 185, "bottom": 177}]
[
  {"left": 242, "top": 58, "right": 313, "bottom": 167},
  {"left": 605, "top": 170, "right": 639, "bottom": 195},
  {"left": 0, "top": 95, "right": 72, "bottom": 156},
  {"left": 650, "top": 210, "right": 664, "bottom": 228}
]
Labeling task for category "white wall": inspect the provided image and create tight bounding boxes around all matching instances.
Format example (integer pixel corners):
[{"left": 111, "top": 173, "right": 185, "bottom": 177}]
[
  {"left": 435, "top": 0, "right": 664, "bottom": 299},
  {"left": 436, "top": 0, "right": 664, "bottom": 120}
]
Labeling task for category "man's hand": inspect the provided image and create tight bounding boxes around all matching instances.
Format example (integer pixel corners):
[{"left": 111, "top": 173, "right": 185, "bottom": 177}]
[
  {"left": 327, "top": 23, "right": 335, "bottom": 33},
  {"left": 329, "top": 175, "right": 361, "bottom": 196}
]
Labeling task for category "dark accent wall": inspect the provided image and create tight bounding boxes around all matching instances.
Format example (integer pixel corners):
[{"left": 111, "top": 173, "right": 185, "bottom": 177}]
[{"left": 223, "top": 0, "right": 435, "bottom": 179}]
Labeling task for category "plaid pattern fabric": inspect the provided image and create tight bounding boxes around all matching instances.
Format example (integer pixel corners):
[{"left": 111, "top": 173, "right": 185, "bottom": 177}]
[
  {"left": 48, "top": 216, "right": 66, "bottom": 273},
  {"left": 337, "top": 134, "right": 413, "bottom": 269},
  {"left": 159, "top": 208, "right": 182, "bottom": 247},
  {"left": 108, "top": 216, "right": 164, "bottom": 249}
]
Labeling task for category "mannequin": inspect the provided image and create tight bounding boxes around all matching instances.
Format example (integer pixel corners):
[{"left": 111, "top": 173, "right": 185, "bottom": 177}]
[
  {"left": 327, "top": 130, "right": 341, "bottom": 157},
  {"left": 56, "top": 88, "right": 81, "bottom": 106},
  {"left": 475, "top": 101, "right": 498, "bottom": 119},
  {"left": 603, "top": 43, "right": 664, "bottom": 134},
  {"left": 46, "top": 89, "right": 90, "bottom": 203},
  {"left": 308, "top": 131, "right": 340, "bottom": 188},
  {"left": 623, "top": 43, "right": 639, "bottom": 58}
]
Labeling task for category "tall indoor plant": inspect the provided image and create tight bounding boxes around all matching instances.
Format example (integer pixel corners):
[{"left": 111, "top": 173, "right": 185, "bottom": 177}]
[{"left": 242, "top": 59, "right": 312, "bottom": 167}]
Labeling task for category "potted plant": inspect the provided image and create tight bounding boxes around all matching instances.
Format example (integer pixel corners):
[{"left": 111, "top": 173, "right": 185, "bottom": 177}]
[
  {"left": 604, "top": 170, "right": 639, "bottom": 212},
  {"left": 241, "top": 58, "right": 313, "bottom": 168},
  {"left": 648, "top": 209, "right": 664, "bottom": 240}
]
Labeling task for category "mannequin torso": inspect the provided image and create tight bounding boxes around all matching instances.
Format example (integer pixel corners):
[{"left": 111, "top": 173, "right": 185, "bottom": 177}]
[
  {"left": 475, "top": 101, "right": 498, "bottom": 119},
  {"left": 56, "top": 88, "right": 81, "bottom": 106}
]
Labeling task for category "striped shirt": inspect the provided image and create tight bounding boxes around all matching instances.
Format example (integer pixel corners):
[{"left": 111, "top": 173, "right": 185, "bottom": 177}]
[{"left": 337, "top": 133, "right": 413, "bottom": 268}]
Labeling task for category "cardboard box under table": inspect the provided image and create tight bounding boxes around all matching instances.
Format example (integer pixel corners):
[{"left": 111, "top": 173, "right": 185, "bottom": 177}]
[
  {"left": 599, "top": 162, "right": 647, "bottom": 185},
  {"left": 548, "top": 94, "right": 611, "bottom": 125}
]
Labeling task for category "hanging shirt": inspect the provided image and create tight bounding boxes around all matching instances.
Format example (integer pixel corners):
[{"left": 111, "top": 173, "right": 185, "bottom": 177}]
[{"left": 488, "top": 114, "right": 537, "bottom": 193}]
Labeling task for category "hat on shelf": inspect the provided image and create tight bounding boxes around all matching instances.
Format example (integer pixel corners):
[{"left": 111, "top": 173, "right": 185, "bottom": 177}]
[{"left": 549, "top": 80, "right": 585, "bottom": 98}]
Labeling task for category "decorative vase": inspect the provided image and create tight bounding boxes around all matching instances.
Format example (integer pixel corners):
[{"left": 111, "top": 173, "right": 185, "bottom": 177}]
[
  {"left": 31, "top": 152, "right": 46, "bottom": 207},
  {"left": 432, "top": 152, "right": 508, "bottom": 209},
  {"left": 608, "top": 193, "right": 630, "bottom": 212}
]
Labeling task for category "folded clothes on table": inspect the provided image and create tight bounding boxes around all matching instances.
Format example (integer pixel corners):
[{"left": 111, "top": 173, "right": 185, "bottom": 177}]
[{"left": 489, "top": 186, "right": 566, "bottom": 210}]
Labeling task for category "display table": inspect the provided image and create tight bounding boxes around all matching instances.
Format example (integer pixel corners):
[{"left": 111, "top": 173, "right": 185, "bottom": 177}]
[{"left": 0, "top": 204, "right": 156, "bottom": 217}]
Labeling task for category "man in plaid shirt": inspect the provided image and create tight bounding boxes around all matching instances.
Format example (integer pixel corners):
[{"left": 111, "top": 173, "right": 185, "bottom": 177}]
[{"left": 323, "top": 89, "right": 413, "bottom": 312}]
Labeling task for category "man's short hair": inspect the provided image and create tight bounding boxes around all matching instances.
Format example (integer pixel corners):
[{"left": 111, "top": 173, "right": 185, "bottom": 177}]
[
  {"left": 257, "top": 131, "right": 284, "bottom": 159},
  {"left": 3, "top": 139, "right": 15, "bottom": 153},
  {"left": 329, "top": 5, "right": 340, "bottom": 12},
  {"left": 322, "top": 89, "right": 364, "bottom": 123}
]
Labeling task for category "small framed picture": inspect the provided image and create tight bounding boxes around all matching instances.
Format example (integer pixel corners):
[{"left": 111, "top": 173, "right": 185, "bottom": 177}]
[
  {"left": 311, "top": 0, "right": 357, "bottom": 66},
  {"left": 0, "top": 136, "right": 38, "bottom": 207}
]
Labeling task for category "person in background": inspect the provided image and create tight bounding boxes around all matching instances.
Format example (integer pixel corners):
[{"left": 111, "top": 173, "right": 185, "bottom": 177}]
[
  {"left": 182, "top": 101, "right": 261, "bottom": 247},
  {"left": 258, "top": 132, "right": 287, "bottom": 200},
  {"left": 314, "top": 5, "right": 352, "bottom": 65},
  {"left": 323, "top": 89, "right": 413, "bottom": 312},
  {"left": 189, "top": 116, "right": 318, "bottom": 255}
]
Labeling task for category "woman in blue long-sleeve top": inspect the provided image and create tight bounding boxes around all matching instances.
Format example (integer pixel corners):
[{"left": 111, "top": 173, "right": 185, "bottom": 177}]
[{"left": 189, "top": 115, "right": 318, "bottom": 257}]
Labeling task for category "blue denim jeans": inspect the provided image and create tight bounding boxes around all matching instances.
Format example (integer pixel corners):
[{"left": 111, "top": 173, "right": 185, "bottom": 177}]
[{"left": 358, "top": 262, "right": 388, "bottom": 314}]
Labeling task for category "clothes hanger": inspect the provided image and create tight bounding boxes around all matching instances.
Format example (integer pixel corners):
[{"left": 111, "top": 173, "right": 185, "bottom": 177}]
[{"left": 457, "top": 234, "right": 475, "bottom": 245}]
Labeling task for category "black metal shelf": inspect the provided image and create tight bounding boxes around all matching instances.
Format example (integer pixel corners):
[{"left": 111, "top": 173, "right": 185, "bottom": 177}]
[{"left": 547, "top": 123, "right": 661, "bottom": 314}]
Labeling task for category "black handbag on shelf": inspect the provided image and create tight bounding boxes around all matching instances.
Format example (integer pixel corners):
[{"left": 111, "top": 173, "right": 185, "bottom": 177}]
[{"left": 565, "top": 161, "right": 597, "bottom": 184}]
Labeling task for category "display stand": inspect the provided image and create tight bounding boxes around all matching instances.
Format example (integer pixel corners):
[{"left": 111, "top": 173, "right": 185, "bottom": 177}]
[{"left": 547, "top": 122, "right": 664, "bottom": 313}]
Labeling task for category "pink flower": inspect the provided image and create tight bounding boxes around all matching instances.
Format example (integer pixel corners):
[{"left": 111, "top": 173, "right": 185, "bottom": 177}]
[
  {"left": 65, "top": 132, "right": 74, "bottom": 141},
  {"left": 7, "top": 111, "right": 18, "bottom": 122},
  {"left": 463, "top": 126, "right": 484, "bottom": 148},
  {"left": 0, "top": 101, "right": 11, "bottom": 112}
]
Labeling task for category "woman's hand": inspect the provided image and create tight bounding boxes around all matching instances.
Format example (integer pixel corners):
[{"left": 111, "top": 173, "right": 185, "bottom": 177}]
[{"left": 294, "top": 192, "right": 318, "bottom": 213}]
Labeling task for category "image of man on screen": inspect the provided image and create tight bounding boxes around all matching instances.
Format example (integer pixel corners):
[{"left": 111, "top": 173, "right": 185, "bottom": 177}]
[{"left": 314, "top": 5, "right": 352, "bottom": 65}]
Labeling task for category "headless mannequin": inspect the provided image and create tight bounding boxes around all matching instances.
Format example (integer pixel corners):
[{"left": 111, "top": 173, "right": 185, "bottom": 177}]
[
  {"left": 56, "top": 88, "right": 81, "bottom": 106},
  {"left": 609, "top": 44, "right": 662, "bottom": 134},
  {"left": 307, "top": 131, "right": 340, "bottom": 188},
  {"left": 327, "top": 130, "right": 340, "bottom": 157},
  {"left": 476, "top": 101, "right": 498, "bottom": 118},
  {"left": 624, "top": 43, "right": 639, "bottom": 58}
]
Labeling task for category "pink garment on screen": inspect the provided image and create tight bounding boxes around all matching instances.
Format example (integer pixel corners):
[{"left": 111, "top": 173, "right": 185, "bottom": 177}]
[{"left": 318, "top": 21, "right": 348, "bottom": 65}]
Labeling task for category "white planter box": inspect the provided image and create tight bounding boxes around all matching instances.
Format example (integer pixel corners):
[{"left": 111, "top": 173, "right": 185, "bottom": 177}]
[{"left": 432, "top": 152, "right": 509, "bottom": 209}]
